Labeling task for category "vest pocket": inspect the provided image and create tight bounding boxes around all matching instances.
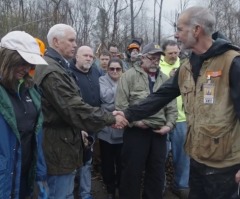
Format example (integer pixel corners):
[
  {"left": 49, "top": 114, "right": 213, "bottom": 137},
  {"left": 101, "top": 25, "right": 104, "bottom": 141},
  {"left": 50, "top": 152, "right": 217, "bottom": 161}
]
[
  {"left": 181, "top": 86, "right": 193, "bottom": 114},
  {"left": 197, "top": 125, "right": 232, "bottom": 161},
  {"left": 184, "top": 125, "right": 191, "bottom": 154}
]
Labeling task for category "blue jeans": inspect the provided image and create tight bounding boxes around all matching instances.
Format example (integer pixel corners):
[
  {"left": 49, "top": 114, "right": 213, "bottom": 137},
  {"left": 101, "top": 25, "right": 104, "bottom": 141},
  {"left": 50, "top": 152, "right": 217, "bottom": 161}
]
[
  {"left": 79, "top": 158, "right": 92, "bottom": 199},
  {"left": 47, "top": 170, "right": 76, "bottom": 199},
  {"left": 168, "top": 121, "right": 190, "bottom": 190}
]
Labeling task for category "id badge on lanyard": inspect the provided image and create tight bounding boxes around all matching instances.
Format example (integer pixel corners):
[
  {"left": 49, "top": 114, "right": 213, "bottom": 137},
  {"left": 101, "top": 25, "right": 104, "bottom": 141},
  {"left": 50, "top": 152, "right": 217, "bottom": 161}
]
[{"left": 203, "top": 75, "right": 214, "bottom": 104}]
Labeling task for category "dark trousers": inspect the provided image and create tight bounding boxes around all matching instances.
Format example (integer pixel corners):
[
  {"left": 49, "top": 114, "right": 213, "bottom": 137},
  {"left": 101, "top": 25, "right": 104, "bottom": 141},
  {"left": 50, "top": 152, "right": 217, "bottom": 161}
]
[
  {"left": 19, "top": 174, "right": 30, "bottom": 199},
  {"left": 99, "top": 139, "right": 122, "bottom": 194},
  {"left": 119, "top": 127, "right": 167, "bottom": 199},
  {"left": 189, "top": 159, "right": 240, "bottom": 199}
]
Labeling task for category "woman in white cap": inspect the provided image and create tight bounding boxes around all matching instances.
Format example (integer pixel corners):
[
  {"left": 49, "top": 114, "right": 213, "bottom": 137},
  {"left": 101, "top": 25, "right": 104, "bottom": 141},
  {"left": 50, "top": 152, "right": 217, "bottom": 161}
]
[{"left": 0, "top": 31, "right": 48, "bottom": 199}]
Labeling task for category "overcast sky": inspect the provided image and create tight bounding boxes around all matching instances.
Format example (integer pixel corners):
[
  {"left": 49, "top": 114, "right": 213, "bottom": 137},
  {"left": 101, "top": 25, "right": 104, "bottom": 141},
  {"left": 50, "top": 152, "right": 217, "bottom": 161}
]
[{"left": 147, "top": 0, "right": 200, "bottom": 37}]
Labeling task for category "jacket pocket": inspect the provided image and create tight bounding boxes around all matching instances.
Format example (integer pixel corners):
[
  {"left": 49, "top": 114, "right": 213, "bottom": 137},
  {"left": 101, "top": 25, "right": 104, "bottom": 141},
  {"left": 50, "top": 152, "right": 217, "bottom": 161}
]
[
  {"left": 44, "top": 128, "right": 83, "bottom": 172},
  {"left": 58, "top": 130, "right": 83, "bottom": 168},
  {"left": 197, "top": 125, "right": 232, "bottom": 161}
]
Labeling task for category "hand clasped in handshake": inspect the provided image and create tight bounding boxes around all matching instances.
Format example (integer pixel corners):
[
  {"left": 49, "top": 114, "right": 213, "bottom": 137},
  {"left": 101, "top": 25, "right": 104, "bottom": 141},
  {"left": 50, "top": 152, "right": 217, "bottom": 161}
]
[{"left": 112, "top": 110, "right": 129, "bottom": 129}]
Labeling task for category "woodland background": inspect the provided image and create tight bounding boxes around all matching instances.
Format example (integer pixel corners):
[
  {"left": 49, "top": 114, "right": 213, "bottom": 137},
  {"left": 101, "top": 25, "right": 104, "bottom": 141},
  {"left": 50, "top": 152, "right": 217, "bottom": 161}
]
[{"left": 0, "top": 0, "right": 239, "bottom": 52}]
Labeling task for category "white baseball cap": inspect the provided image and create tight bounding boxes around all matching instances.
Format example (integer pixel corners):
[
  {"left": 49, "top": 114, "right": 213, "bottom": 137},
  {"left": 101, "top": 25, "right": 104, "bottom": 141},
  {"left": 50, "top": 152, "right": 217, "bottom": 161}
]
[{"left": 0, "top": 31, "right": 48, "bottom": 65}]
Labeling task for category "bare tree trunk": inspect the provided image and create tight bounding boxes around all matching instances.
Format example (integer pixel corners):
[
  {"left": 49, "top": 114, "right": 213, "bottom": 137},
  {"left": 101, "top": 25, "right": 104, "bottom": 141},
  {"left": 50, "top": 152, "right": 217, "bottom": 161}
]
[
  {"left": 130, "top": 0, "right": 134, "bottom": 38},
  {"left": 153, "top": 0, "right": 156, "bottom": 41},
  {"left": 82, "top": 0, "right": 88, "bottom": 44},
  {"left": 52, "top": 0, "right": 63, "bottom": 23},
  {"left": 130, "top": 0, "right": 145, "bottom": 39},
  {"left": 19, "top": 0, "right": 24, "bottom": 22},
  {"left": 112, "top": 0, "right": 119, "bottom": 42},
  {"left": 158, "top": 0, "right": 163, "bottom": 44}
]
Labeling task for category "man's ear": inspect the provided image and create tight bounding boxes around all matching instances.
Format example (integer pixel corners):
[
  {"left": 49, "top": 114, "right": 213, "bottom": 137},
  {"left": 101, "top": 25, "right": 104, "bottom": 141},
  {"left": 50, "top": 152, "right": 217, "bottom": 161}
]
[
  {"left": 52, "top": 37, "right": 59, "bottom": 48},
  {"left": 193, "top": 25, "right": 201, "bottom": 37}
]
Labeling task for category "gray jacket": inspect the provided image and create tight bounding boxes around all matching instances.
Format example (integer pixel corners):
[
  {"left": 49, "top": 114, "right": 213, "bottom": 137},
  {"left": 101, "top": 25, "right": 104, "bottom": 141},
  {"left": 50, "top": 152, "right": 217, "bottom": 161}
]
[{"left": 98, "top": 74, "right": 123, "bottom": 144}]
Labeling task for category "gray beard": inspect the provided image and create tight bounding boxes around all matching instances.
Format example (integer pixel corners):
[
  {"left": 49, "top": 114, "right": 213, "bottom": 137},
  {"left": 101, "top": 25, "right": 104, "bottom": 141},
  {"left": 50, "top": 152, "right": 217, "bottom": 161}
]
[
  {"left": 78, "top": 64, "right": 91, "bottom": 73},
  {"left": 82, "top": 63, "right": 91, "bottom": 70}
]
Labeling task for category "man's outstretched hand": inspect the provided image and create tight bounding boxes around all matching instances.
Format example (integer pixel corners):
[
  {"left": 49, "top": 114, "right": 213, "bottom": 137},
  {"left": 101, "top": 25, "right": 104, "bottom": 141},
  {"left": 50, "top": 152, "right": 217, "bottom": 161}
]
[
  {"left": 112, "top": 110, "right": 128, "bottom": 129},
  {"left": 113, "top": 110, "right": 125, "bottom": 117}
]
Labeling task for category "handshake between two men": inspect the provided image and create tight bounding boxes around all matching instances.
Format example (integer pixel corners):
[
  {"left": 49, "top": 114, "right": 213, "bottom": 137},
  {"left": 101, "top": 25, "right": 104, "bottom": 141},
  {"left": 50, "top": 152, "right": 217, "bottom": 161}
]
[
  {"left": 112, "top": 110, "right": 128, "bottom": 129},
  {"left": 111, "top": 110, "right": 171, "bottom": 135}
]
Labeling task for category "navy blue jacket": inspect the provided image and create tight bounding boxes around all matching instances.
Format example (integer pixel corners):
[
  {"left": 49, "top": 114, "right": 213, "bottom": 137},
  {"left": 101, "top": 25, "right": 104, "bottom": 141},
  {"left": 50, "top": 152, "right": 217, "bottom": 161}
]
[{"left": 70, "top": 64, "right": 104, "bottom": 107}]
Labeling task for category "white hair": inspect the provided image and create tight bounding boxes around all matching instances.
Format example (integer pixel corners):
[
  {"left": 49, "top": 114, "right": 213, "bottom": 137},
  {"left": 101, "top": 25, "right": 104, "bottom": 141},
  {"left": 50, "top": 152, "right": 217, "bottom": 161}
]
[
  {"left": 183, "top": 6, "right": 216, "bottom": 36},
  {"left": 47, "top": 24, "right": 76, "bottom": 47}
]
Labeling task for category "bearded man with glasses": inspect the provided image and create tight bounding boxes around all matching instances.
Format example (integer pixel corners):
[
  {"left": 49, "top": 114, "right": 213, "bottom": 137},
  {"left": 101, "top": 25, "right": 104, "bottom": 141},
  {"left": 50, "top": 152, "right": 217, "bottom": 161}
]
[{"left": 115, "top": 42, "right": 178, "bottom": 199}]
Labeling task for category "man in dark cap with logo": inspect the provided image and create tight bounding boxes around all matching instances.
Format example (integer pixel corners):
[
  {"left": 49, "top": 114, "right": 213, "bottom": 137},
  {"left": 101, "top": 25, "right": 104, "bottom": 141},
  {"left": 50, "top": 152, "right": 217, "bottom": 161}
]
[{"left": 115, "top": 42, "right": 178, "bottom": 199}]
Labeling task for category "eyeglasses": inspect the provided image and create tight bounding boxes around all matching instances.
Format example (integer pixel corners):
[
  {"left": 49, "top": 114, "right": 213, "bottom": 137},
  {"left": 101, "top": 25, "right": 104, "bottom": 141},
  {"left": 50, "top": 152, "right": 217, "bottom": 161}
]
[
  {"left": 145, "top": 55, "right": 160, "bottom": 62},
  {"left": 108, "top": 67, "right": 122, "bottom": 72}
]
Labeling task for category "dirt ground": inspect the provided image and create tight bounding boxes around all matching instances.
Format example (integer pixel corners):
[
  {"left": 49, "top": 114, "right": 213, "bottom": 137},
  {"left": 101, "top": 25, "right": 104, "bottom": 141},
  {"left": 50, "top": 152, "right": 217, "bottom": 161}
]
[
  {"left": 91, "top": 177, "right": 179, "bottom": 199},
  {"left": 90, "top": 144, "right": 179, "bottom": 199}
]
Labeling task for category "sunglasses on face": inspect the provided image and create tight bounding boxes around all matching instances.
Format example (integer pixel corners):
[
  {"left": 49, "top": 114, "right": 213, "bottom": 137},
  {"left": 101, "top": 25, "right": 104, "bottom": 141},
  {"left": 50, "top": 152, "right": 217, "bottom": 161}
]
[{"left": 108, "top": 67, "right": 122, "bottom": 72}]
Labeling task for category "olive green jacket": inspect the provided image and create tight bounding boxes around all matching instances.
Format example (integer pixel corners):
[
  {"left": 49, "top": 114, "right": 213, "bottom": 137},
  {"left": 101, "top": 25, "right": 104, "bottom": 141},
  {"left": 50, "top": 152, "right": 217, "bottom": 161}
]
[
  {"left": 116, "top": 63, "right": 177, "bottom": 129},
  {"left": 34, "top": 49, "right": 115, "bottom": 175}
]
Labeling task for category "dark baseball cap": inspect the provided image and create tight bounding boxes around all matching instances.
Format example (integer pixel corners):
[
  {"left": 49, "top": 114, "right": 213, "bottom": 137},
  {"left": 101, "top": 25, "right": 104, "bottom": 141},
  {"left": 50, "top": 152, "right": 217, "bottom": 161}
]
[{"left": 141, "top": 42, "right": 164, "bottom": 55}]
